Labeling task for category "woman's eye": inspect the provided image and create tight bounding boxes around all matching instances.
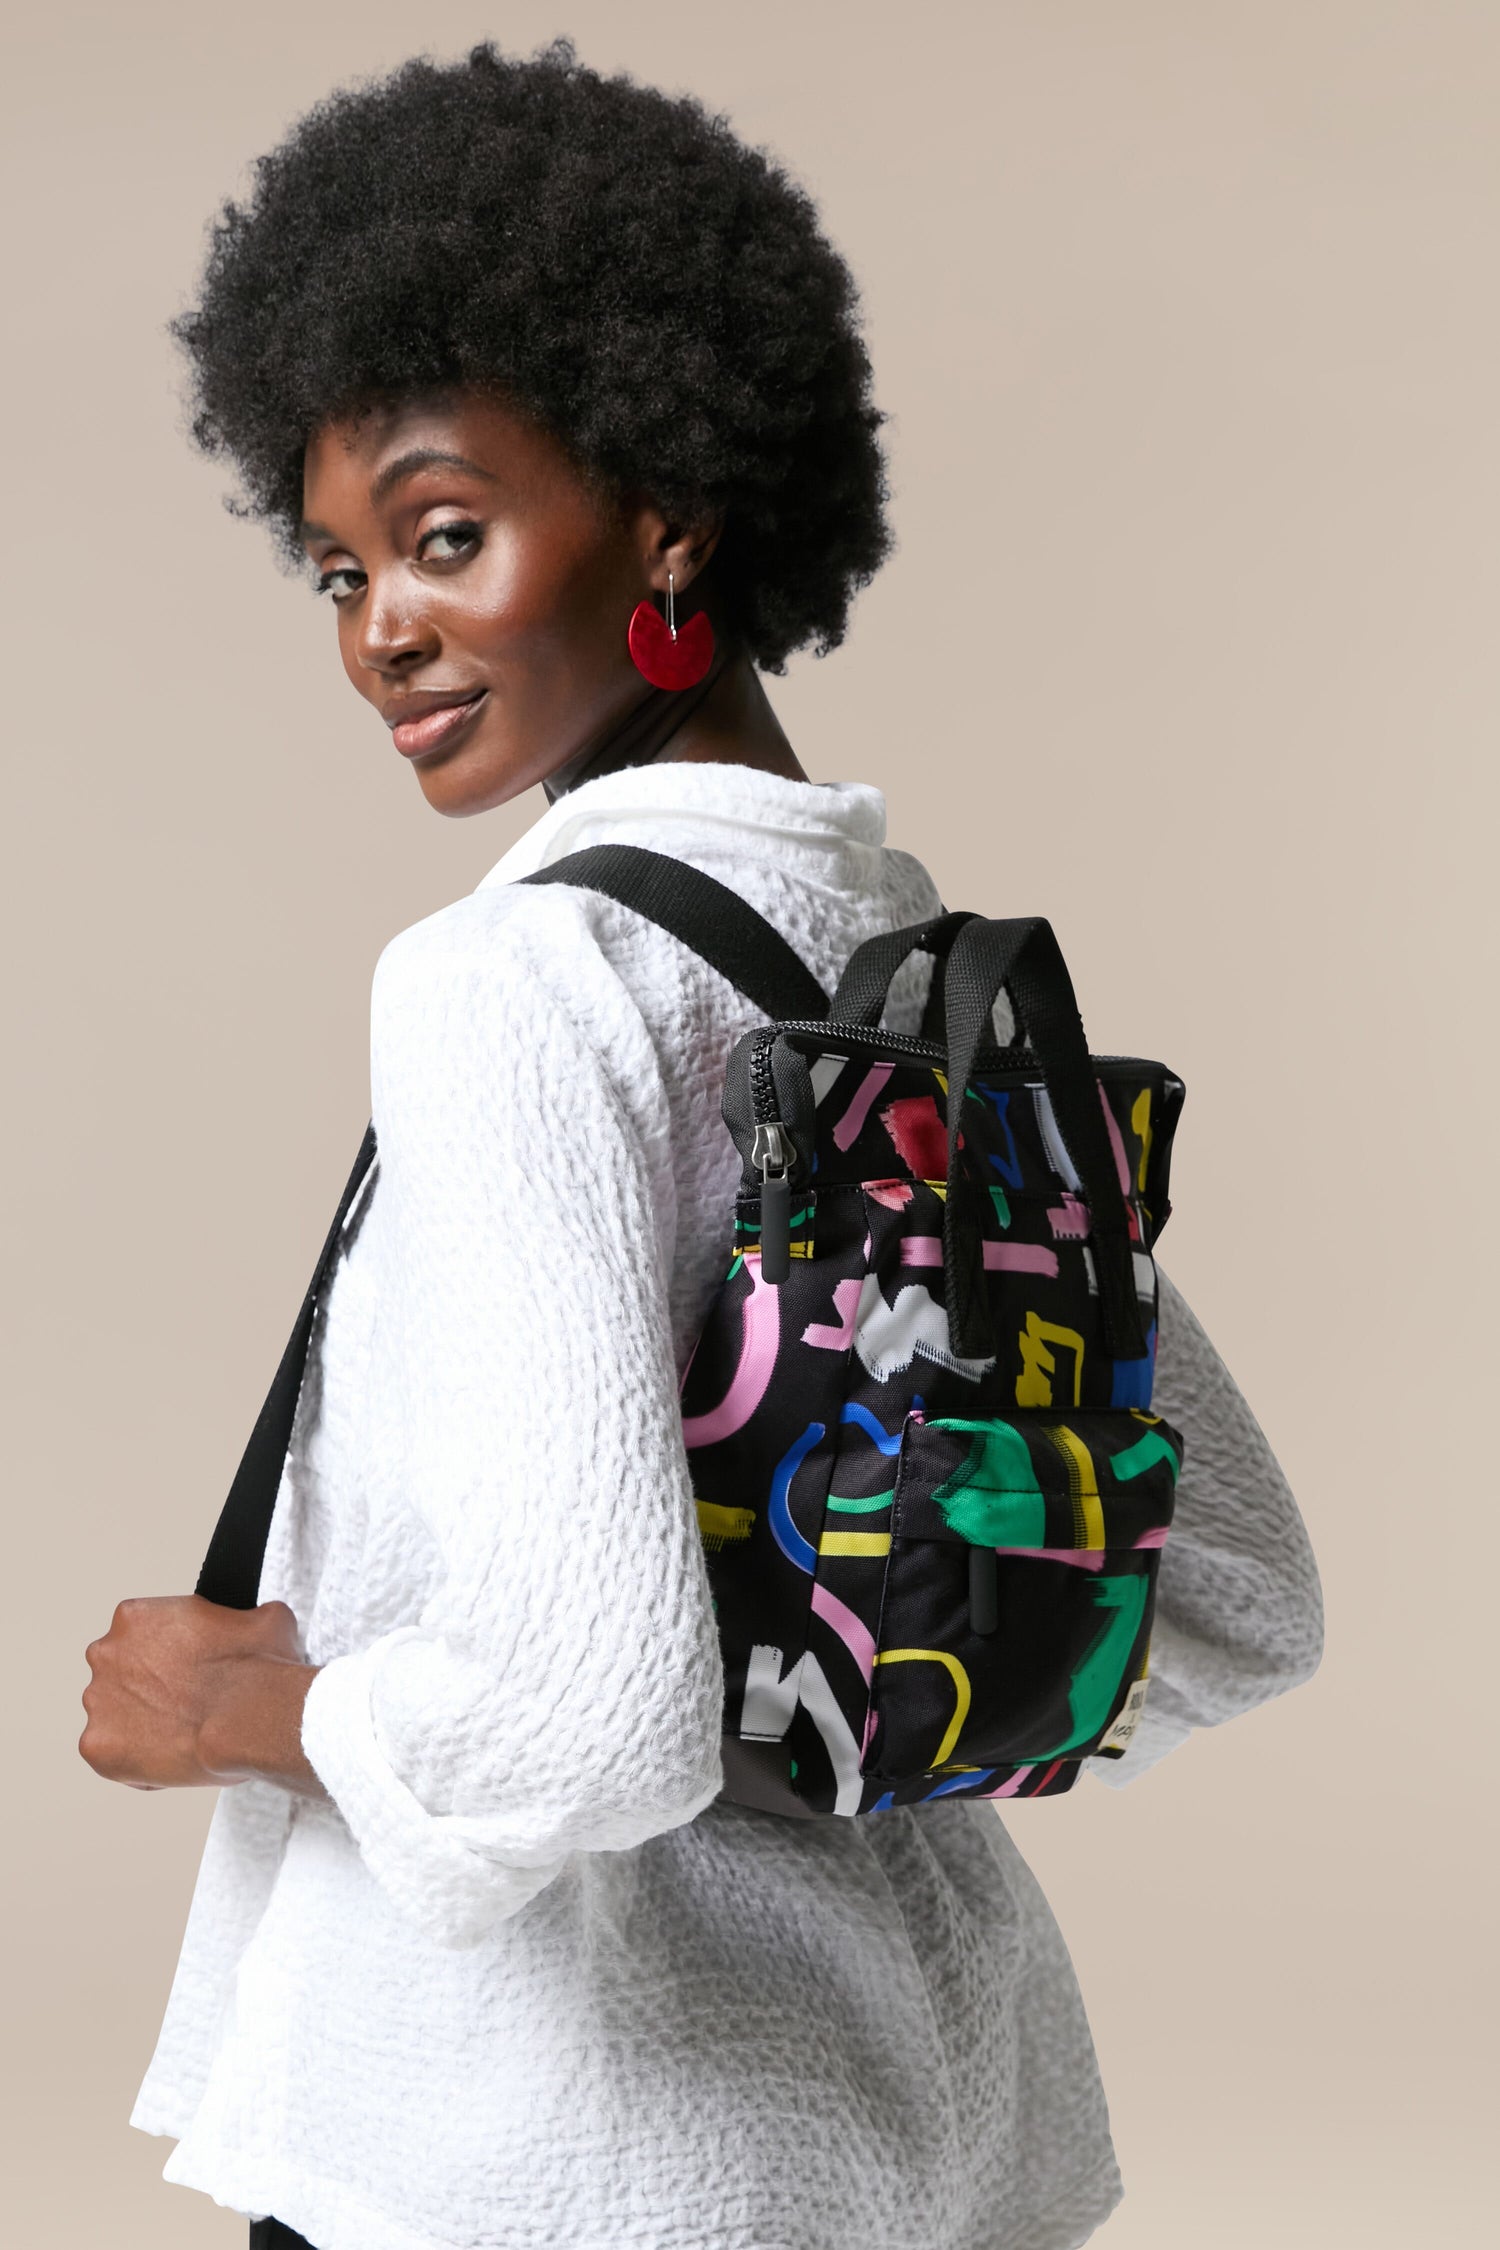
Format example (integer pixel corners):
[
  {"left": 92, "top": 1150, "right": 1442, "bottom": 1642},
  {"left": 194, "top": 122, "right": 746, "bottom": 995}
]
[
  {"left": 315, "top": 566, "right": 366, "bottom": 602},
  {"left": 418, "top": 519, "right": 481, "bottom": 564}
]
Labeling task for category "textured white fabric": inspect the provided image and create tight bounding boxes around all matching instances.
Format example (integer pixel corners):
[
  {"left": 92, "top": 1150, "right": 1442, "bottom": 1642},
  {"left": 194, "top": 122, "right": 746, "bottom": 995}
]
[{"left": 131, "top": 760, "right": 1323, "bottom": 2250}]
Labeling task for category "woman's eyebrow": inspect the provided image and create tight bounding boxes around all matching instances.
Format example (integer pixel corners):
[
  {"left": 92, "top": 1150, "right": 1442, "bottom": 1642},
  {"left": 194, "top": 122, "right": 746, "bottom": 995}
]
[
  {"left": 369, "top": 448, "right": 499, "bottom": 504},
  {"left": 299, "top": 449, "right": 501, "bottom": 543}
]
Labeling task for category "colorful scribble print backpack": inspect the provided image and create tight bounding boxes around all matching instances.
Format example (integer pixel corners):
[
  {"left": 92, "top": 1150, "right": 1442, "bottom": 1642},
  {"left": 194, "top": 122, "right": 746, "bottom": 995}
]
[{"left": 198, "top": 845, "right": 1185, "bottom": 1824}]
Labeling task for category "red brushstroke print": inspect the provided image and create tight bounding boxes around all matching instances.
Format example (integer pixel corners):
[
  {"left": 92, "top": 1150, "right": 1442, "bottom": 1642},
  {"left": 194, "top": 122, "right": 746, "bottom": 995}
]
[{"left": 878, "top": 1094, "right": 955, "bottom": 1179}]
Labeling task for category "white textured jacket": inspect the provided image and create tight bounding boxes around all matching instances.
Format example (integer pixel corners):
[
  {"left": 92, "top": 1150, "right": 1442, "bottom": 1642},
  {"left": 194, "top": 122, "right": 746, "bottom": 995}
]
[{"left": 132, "top": 761, "right": 1323, "bottom": 2250}]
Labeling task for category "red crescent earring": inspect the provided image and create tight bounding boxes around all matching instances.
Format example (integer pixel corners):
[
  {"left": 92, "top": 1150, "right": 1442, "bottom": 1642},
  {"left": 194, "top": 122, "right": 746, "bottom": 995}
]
[{"left": 628, "top": 570, "right": 715, "bottom": 691}]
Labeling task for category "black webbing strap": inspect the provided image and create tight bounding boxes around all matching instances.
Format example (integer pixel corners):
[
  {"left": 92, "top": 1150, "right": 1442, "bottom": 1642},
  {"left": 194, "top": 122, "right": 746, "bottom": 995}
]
[
  {"left": 523, "top": 844, "right": 832, "bottom": 1024},
  {"left": 196, "top": 1124, "right": 377, "bottom": 1608},
  {"left": 195, "top": 845, "right": 826, "bottom": 1609},
  {"left": 826, "top": 910, "right": 979, "bottom": 1033},
  {"left": 942, "top": 917, "right": 1147, "bottom": 1364}
]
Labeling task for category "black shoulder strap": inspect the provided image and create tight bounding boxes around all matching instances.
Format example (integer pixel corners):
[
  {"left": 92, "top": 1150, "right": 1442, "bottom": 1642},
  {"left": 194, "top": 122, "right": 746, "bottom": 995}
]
[
  {"left": 196, "top": 1125, "right": 378, "bottom": 1608},
  {"left": 196, "top": 845, "right": 826, "bottom": 1609},
  {"left": 522, "top": 843, "right": 830, "bottom": 1022}
]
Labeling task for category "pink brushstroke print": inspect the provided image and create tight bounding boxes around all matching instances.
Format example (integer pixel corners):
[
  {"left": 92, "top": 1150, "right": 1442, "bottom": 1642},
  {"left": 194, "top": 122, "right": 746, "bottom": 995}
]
[
  {"left": 832, "top": 1063, "right": 896, "bottom": 1151},
  {"left": 898, "top": 1237, "right": 1059, "bottom": 1278},
  {"left": 680, "top": 1256, "right": 781, "bottom": 1447},
  {"left": 802, "top": 1277, "right": 863, "bottom": 1352}
]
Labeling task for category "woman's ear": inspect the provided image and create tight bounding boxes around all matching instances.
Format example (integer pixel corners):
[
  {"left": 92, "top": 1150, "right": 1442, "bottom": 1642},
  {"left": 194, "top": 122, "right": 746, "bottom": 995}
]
[{"left": 630, "top": 503, "right": 725, "bottom": 597}]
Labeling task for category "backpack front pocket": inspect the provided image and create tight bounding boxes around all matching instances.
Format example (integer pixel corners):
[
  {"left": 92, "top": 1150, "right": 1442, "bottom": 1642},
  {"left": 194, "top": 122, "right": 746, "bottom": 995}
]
[{"left": 863, "top": 1409, "right": 1182, "bottom": 1782}]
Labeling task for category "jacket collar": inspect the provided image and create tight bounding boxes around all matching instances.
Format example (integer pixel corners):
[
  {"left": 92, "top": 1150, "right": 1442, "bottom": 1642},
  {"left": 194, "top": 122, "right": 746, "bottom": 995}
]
[{"left": 476, "top": 759, "right": 889, "bottom": 892}]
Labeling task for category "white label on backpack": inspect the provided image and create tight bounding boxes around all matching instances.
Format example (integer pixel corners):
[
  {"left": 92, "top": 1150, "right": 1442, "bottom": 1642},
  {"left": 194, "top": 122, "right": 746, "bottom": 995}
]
[{"left": 1097, "top": 1674, "right": 1150, "bottom": 1754}]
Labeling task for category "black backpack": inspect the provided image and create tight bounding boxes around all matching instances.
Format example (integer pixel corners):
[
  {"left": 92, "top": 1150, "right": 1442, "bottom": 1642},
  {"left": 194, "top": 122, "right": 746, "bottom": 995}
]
[{"left": 200, "top": 846, "right": 1185, "bottom": 1821}]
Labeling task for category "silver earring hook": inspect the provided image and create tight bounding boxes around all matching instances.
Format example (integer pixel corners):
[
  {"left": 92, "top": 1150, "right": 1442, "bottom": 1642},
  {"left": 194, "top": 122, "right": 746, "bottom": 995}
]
[{"left": 667, "top": 570, "right": 677, "bottom": 642}]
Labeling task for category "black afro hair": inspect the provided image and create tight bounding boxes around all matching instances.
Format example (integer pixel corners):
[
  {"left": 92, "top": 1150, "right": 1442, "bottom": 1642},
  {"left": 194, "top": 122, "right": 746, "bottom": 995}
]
[{"left": 171, "top": 38, "right": 891, "bottom": 671}]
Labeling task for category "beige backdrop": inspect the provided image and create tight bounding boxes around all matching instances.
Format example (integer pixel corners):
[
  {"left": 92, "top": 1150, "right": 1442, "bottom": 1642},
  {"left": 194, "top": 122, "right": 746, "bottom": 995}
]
[{"left": 4, "top": 2, "right": 1492, "bottom": 2243}]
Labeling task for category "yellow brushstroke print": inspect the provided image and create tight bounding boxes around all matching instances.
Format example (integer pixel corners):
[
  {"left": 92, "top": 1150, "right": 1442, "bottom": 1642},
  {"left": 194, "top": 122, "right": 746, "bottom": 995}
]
[
  {"left": 818, "top": 1530, "right": 893, "bottom": 1558},
  {"left": 1042, "top": 1424, "right": 1105, "bottom": 1549},
  {"left": 1016, "top": 1312, "right": 1085, "bottom": 1407},
  {"left": 1131, "top": 1087, "right": 1152, "bottom": 1194},
  {"left": 695, "top": 1501, "right": 756, "bottom": 1553},
  {"left": 873, "top": 1647, "right": 972, "bottom": 1766}
]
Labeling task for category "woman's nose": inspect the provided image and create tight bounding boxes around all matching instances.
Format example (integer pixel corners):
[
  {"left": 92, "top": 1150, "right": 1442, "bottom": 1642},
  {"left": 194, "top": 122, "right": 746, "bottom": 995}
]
[{"left": 354, "top": 575, "right": 439, "bottom": 676}]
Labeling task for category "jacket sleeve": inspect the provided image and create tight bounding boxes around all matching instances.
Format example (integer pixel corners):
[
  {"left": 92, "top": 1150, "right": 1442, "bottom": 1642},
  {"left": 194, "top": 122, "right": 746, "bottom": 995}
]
[
  {"left": 1089, "top": 1266, "right": 1325, "bottom": 1789},
  {"left": 298, "top": 895, "right": 726, "bottom": 1946}
]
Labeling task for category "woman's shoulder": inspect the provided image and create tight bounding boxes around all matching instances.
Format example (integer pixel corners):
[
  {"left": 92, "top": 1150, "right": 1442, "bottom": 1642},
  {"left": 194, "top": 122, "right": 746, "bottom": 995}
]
[
  {"left": 372, "top": 878, "right": 631, "bottom": 1024},
  {"left": 369, "top": 878, "right": 678, "bottom": 1132}
]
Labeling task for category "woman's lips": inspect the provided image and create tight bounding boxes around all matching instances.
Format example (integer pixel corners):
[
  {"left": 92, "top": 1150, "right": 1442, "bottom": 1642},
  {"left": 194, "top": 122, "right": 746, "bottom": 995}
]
[{"left": 390, "top": 690, "right": 488, "bottom": 759}]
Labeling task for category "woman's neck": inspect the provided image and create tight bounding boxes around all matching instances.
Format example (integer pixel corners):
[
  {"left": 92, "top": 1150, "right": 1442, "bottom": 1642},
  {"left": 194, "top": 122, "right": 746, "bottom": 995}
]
[
  {"left": 545, "top": 650, "right": 807, "bottom": 802},
  {"left": 657, "top": 653, "right": 808, "bottom": 782}
]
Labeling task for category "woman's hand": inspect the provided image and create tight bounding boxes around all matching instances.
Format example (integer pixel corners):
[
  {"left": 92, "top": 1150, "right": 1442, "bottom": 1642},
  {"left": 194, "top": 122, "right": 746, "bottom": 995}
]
[{"left": 80, "top": 1595, "right": 327, "bottom": 1799}]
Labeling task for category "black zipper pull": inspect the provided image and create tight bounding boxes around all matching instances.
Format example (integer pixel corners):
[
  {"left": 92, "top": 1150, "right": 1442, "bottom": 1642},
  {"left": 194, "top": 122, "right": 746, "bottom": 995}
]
[{"left": 751, "top": 1120, "right": 795, "bottom": 1283}]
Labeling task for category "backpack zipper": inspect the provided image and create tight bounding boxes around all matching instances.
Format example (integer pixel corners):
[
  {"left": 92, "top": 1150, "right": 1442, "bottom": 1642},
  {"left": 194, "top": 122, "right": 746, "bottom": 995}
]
[
  {"left": 757, "top": 1018, "right": 1162, "bottom": 1071},
  {"left": 742, "top": 1021, "right": 1177, "bottom": 1288},
  {"left": 748, "top": 1029, "right": 795, "bottom": 1281}
]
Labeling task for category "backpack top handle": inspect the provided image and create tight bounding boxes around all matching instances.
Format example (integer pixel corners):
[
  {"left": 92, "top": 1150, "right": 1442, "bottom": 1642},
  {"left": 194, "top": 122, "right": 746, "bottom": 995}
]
[
  {"left": 826, "top": 911, "right": 981, "bottom": 1035},
  {"left": 941, "top": 916, "right": 1148, "bottom": 1366}
]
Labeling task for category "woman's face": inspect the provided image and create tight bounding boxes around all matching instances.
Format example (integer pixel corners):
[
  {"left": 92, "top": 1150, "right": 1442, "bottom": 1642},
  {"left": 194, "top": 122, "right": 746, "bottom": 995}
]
[{"left": 300, "top": 390, "right": 700, "bottom": 816}]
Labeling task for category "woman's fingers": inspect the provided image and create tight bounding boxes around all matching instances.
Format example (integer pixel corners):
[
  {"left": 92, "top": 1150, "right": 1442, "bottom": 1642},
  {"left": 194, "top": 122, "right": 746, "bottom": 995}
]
[{"left": 79, "top": 1593, "right": 309, "bottom": 1789}]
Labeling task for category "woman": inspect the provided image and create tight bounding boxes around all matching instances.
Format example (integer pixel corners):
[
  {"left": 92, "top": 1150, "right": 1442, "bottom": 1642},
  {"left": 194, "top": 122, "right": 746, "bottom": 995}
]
[{"left": 80, "top": 41, "right": 1323, "bottom": 2250}]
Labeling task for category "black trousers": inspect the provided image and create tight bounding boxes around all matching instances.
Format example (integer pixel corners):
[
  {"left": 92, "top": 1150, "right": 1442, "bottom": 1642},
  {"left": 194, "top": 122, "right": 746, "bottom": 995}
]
[{"left": 249, "top": 2223, "right": 316, "bottom": 2249}]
